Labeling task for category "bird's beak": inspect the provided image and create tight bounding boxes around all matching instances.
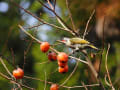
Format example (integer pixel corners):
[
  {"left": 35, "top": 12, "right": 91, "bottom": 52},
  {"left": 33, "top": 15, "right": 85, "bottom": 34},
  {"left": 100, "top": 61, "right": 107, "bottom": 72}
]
[{"left": 61, "top": 40, "right": 66, "bottom": 42}]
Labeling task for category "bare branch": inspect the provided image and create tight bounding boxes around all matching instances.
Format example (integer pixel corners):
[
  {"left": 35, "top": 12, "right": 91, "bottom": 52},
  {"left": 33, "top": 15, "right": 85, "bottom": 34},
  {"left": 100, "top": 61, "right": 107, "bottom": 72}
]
[
  {"left": 25, "top": 24, "right": 44, "bottom": 29},
  {"left": 35, "top": 61, "right": 49, "bottom": 65},
  {"left": 44, "top": 71, "right": 47, "bottom": 90},
  {"left": 24, "top": 75, "right": 53, "bottom": 84},
  {"left": 23, "top": 39, "right": 33, "bottom": 69},
  {"left": 47, "top": 0, "right": 54, "bottom": 10},
  {"left": 69, "top": 56, "right": 88, "bottom": 65},
  {"left": 98, "top": 17, "right": 106, "bottom": 79},
  {"left": 83, "top": 9, "right": 95, "bottom": 39},
  {"left": 18, "top": 25, "right": 41, "bottom": 44},
  {"left": 10, "top": 48, "right": 16, "bottom": 69},
  {"left": 104, "top": 74, "right": 111, "bottom": 87},
  {"left": 62, "top": 83, "right": 100, "bottom": 89},
  {"left": 0, "top": 57, "right": 13, "bottom": 78},
  {"left": 0, "top": 72, "right": 35, "bottom": 90},
  {"left": 81, "top": 81, "right": 88, "bottom": 90},
  {"left": 66, "top": 0, "right": 77, "bottom": 33},
  {"left": 105, "top": 44, "right": 115, "bottom": 90},
  {"left": 24, "top": 75, "right": 99, "bottom": 89},
  {"left": 60, "top": 61, "right": 79, "bottom": 86},
  {"left": 85, "top": 56, "right": 105, "bottom": 90},
  {"left": 113, "top": 77, "right": 120, "bottom": 85},
  {"left": 11, "top": 1, "right": 75, "bottom": 36},
  {"left": 38, "top": 0, "right": 76, "bottom": 36},
  {"left": 53, "top": 0, "right": 56, "bottom": 10},
  {"left": 18, "top": 25, "right": 60, "bottom": 54}
]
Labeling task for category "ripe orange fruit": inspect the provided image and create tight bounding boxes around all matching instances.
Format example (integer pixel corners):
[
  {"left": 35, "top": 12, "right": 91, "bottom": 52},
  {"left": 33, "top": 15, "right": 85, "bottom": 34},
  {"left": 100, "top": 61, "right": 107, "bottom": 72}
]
[
  {"left": 48, "top": 51, "right": 57, "bottom": 61},
  {"left": 58, "top": 61, "right": 67, "bottom": 67},
  {"left": 57, "top": 52, "right": 68, "bottom": 63},
  {"left": 13, "top": 68, "right": 24, "bottom": 79},
  {"left": 50, "top": 84, "right": 59, "bottom": 90},
  {"left": 40, "top": 42, "right": 50, "bottom": 53},
  {"left": 58, "top": 65, "right": 68, "bottom": 73}
]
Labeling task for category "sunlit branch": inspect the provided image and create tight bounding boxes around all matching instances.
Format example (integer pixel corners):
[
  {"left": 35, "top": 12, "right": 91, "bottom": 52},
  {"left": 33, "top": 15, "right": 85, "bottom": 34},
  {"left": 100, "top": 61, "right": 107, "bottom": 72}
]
[
  {"left": 105, "top": 44, "right": 115, "bottom": 90},
  {"left": 12, "top": 1, "right": 75, "bottom": 36},
  {"left": 83, "top": 9, "right": 95, "bottom": 39}
]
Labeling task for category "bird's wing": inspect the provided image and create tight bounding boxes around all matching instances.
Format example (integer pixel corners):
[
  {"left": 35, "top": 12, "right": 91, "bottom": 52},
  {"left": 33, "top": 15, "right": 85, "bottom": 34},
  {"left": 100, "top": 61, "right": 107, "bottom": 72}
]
[{"left": 70, "top": 38, "right": 90, "bottom": 44}]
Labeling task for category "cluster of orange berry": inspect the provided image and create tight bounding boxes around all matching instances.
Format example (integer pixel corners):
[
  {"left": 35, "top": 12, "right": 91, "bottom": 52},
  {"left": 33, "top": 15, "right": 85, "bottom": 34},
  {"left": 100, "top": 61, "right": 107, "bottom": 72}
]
[
  {"left": 12, "top": 41, "right": 68, "bottom": 90},
  {"left": 40, "top": 42, "right": 69, "bottom": 90},
  {"left": 40, "top": 42, "right": 69, "bottom": 74}
]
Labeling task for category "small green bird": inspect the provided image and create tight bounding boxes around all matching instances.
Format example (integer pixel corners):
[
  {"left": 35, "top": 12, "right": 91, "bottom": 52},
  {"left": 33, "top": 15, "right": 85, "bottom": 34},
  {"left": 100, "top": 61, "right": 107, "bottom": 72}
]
[{"left": 62, "top": 37, "right": 98, "bottom": 50}]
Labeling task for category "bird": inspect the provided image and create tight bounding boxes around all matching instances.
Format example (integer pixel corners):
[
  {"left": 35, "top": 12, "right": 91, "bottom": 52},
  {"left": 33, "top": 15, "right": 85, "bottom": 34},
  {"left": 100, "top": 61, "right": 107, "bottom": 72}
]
[{"left": 62, "top": 37, "right": 98, "bottom": 50}]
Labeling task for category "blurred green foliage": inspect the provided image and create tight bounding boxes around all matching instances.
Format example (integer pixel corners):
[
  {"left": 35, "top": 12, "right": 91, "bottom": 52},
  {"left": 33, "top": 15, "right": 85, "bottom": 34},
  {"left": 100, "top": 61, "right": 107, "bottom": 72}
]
[{"left": 0, "top": 0, "right": 120, "bottom": 90}]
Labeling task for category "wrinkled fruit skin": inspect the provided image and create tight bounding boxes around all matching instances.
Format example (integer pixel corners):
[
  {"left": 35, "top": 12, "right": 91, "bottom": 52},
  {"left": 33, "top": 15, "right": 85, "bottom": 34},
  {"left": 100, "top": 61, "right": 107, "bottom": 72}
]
[
  {"left": 57, "top": 52, "right": 68, "bottom": 63},
  {"left": 13, "top": 68, "right": 24, "bottom": 79},
  {"left": 40, "top": 42, "right": 50, "bottom": 53},
  {"left": 50, "top": 84, "right": 59, "bottom": 90},
  {"left": 48, "top": 52, "right": 57, "bottom": 61},
  {"left": 58, "top": 65, "right": 68, "bottom": 73}
]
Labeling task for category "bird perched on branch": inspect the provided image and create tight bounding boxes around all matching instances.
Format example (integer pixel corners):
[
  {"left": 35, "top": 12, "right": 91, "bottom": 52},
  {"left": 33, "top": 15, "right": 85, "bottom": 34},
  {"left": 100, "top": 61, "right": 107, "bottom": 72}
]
[{"left": 62, "top": 37, "right": 98, "bottom": 50}]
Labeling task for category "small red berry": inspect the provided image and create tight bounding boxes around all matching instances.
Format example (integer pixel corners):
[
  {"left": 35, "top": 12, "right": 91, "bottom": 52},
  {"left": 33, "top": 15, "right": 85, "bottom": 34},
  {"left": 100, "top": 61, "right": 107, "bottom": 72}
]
[
  {"left": 40, "top": 42, "right": 50, "bottom": 53},
  {"left": 58, "top": 61, "right": 67, "bottom": 67},
  {"left": 58, "top": 65, "right": 68, "bottom": 73},
  {"left": 48, "top": 51, "right": 57, "bottom": 61},
  {"left": 13, "top": 68, "right": 24, "bottom": 79},
  {"left": 57, "top": 52, "right": 68, "bottom": 63},
  {"left": 50, "top": 84, "right": 59, "bottom": 90}
]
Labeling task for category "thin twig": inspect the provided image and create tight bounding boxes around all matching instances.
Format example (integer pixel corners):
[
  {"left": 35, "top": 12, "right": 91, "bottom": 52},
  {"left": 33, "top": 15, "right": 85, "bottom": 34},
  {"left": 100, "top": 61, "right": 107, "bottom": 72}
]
[
  {"left": 104, "top": 74, "right": 111, "bottom": 87},
  {"left": 81, "top": 81, "right": 88, "bottom": 90},
  {"left": 18, "top": 25, "right": 41, "bottom": 44},
  {"left": 23, "top": 51, "right": 26, "bottom": 70},
  {"left": 47, "top": 68, "right": 58, "bottom": 76},
  {"left": 0, "top": 57, "right": 13, "bottom": 78},
  {"left": 86, "top": 56, "right": 98, "bottom": 78},
  {"left": 66, "top": 0, "right": 77, "bottom": 33},
  {"left": 105, "top": 44, "right": 115, "bottom": 90},
  {"left": 47, "top": 0, "right": 54, "bottom": 10},
  {"left": 25, "top": 39, "right": 33, "bottom": 55},
  {"left": 35, "top": 61, "right": 49, "bottom": 65},
  {"left": 60, "top": 61, "right": 79, "bottom": 86},
  {"left": 38, "top": 0, "right": 76, "bottom": 36},
  {"left": 113, "top": 77, "right": 120, "bottom": 85},
  {"left": 85, "top": 56, "right": 105, "bottom": 90},
  {"left": 53, "top": 0, "right": 56, "bottom": 10},
  {"left": 69, "top": 56, "right": 88, "bottom": 65},
  {"left": 23, "top": 39, "right": 33, "bottom": 69},
  {"left": 62, "top": 83, "right": 100, "bottom": 89},
  {"left": 98, "top": 17, "right": 106, "bottom": 79},
  {"left": 10, "top": 48, "right": 16, "bottom": 69},
  {"left": 24, "top": 75, "right": 53, "bottom": 84},
  {"left": 11, "top": 1, "right": 75, "bottom": 36},
  {"left": 23, "top": 39, "right": 32, "bottom": 69},
  {"left": 2, "top": 27, "right": 13, "bottom": 54},
  {"left": 83, "top": 9, "right": 95, "bottom": 39},
  {"left": 18, "top": 25, "right": 60, "bottom": 54},
  {"left": 0, "top": 72, "right": 35, "bottom": 90},
  {"left": 0, "top": 54, "right": 16, "bottom": 69},
  {"left": 24, "top": 75, "right": 99, "bottom": 89},
  {"left": 44, "top": 71, "right": 47, "bottom": 90},
  {"left": 25, "top": 23, "right": 44, "bottom": 29},
  {"left": 43, "top": 0, "right": 71, "bottom": 30}
]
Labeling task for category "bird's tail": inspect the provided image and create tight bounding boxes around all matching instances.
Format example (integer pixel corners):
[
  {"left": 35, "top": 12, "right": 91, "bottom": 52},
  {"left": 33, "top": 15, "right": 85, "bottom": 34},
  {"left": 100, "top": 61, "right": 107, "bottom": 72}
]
[{"left": 88, "top": 44, "right": 98, "bottom": 50}]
